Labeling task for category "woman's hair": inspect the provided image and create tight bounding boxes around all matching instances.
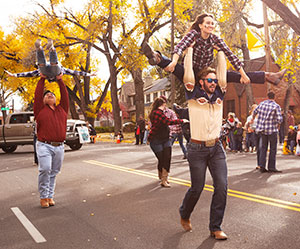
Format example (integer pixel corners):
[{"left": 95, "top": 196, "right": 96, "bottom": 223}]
[
  {"left": 188, "top": 13, "right": 214, "bottom": 33},
  {"left": 149, "top": 97, "right": 166, "bottom": 121}
]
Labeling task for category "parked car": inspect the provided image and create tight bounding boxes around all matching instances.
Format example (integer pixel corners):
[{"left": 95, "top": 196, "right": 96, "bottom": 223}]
[
  {"left": 65, "top": 119, "right": 90, "bottom": 150},
  {"left": 0, "top": 112, "right": 34, "bottom": 153},
  {"left": 122, "top": 121, "right": 135, "bottom": 132},
  {"left": 0, "top": 112, "right": 90, "bottom": 153}
]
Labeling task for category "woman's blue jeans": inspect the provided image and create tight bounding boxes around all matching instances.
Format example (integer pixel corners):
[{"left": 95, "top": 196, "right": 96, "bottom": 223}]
[
  {"left": 179, "top": 141, "right": 228, "bottom": 231},
  {"left": 150, "top": 139, "right": 172, "bottom": 172},
  {"left": 36, "top": 48, "right": 61, "bottom": 78}
]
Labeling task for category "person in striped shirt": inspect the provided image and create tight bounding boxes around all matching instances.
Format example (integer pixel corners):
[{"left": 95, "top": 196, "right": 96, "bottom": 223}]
[
  {"left": 142, "top": 13, "right": 286, "bottom": 88},
  {"left": 5, "top": 39, "right": 96, "bottom": 82},
  {"left": 252, "top": 91, "right": 283, "bottom": 173}
]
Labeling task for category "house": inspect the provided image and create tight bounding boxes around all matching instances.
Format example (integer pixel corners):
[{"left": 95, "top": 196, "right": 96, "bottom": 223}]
[
  {"left": 119, "top": 76, "right": 171, "bottom": 122},
  {"left": 144, "top": 77, "right": 170, "bottom": 118},
  {"left": 224, "top": 56, "right": 300, "bottom": 124}
]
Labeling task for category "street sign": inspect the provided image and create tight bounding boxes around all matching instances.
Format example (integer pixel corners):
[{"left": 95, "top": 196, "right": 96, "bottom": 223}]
[{"left": 1, "top": 107, "right": 9, "bottom": 111}]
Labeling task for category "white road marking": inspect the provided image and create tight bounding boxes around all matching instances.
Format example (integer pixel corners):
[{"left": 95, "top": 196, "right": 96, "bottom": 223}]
[{"left": 11, "top": 207, "right": 46, "bottom": 243}]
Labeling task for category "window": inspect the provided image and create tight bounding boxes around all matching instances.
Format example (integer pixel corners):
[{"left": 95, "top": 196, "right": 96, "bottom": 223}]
[
  {"left": 9, "top": 114, "right": 26, "bottom": 124},
  {"left": 153, "top": 92, "right": 158, "bottom": 99},
  {"left": 146, "top": 94, "right": 150, "bottom": 103},
  {"left": 130, "top": 96, "right": 134, "bottom": 106}
]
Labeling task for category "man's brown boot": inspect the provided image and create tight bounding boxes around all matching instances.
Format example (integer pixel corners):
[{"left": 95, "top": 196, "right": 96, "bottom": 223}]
[
  {"left": 40, "top": 198, "right": 49, "bottom": 208},
  {"left": 210, "top": 230, "right": 228, "bottom": 240},
  {"left": 265, "top": 69, "right": 287, "bottom": 85},
  {"left": 180, "top": 218, "right": 192, "bottom": 232},
  {"left": 48, "top": 198, "right": 55, "bottom": 206}
]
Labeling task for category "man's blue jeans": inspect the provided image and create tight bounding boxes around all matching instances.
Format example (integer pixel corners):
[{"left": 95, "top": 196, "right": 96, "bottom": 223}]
[
  {"left": 170, "top": 132, "right": 187, "bottom": 157},
  {"left": 258, "top": 132, "right": 278, "bottom": 170},
  {"left": 36, "top": 141, "right": 64, "bottom": 199},
  {"left": 179, "top": 141, "right": 228, "bottom": 231}
]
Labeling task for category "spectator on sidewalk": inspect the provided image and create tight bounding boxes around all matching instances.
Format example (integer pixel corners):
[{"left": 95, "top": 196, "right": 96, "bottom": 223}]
[
  {"left": 233, "top": 122, "right": 244, "bottom": 153},
  {"left": 244, "top": 104, "right": 258, "bottom": 153},
  {"left": 135, "top": 115, "right": 145, "bottom": 145},
  {"left": 287, "top": 126, "right": 297, "bottom": 154}
]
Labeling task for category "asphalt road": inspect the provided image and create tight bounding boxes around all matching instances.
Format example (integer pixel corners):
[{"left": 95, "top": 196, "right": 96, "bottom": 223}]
[{"left": 1, "top": 142, "right": 300, "bottom": 249}]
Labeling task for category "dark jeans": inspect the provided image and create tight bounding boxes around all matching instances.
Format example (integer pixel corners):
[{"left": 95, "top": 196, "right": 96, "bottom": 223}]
[
  {"left": 228, "top": 130, "right": 236, "bottom": 150},
  {"left": 254, "top": 133, "right": 261, "bottom": 166},
  {"left": 33, "top": 134, "right": 38, "bottom": 164},
  {"left": 259, "top": 132, "right": 278, "bottom": 170},
  {"left": 150, "top": 139, "right": 172, "bottom": 172},
  {"left": 157, "top": 55, "right": 265, "bottom": 84},
  {"left": 234, "top": 138, "right": 243, "bottom": 152},
  {"left": 170, "top": 132, "right": 187, "bottom": 157},
  {"left": 246, "top": 132, "right": 256, "bottom": 149},
  {"left": 287, "top": 140, "right": 296, "bottom": 153},
  {"left": 179, "top": 141, "right": 227, "bottom": 231},
  {"left": 135, "top": 132, "right": 145, "bottom": 145}
]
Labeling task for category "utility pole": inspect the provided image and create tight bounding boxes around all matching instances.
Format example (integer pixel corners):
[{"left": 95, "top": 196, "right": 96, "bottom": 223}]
[
  {"left": 263, "top": 2, "right": 271, "bottom": 91},
  {"left": 170, "top": 0, "right": 175, "bottom": 104}
]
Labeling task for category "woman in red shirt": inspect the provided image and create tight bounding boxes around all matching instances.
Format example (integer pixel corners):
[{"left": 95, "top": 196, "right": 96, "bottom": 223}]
[{"left": 148, "top": 97, "right": 187, "bottom": 187}]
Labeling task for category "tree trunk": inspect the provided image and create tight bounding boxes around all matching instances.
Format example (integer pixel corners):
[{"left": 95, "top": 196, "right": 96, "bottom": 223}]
[
  {"left": 69, "top": 96, "right": 79, "bottom": 119},
  {"left": 110, "top": 67, "right": 121, "bottom": 134},
  {"left": 131, "top": 68, "right": 145, "bottom": 120},
  {"left": 261, "top": 0, "right": 300, "bottom": 35},
  {"left": 283, "top": 76, "right": 293, "bottom": 136},
  {"left": 238, "top": 20, "right": 255, "bottom": 115}
]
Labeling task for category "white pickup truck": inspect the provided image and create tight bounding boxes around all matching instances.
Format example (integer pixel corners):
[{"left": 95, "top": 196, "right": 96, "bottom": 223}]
[{"left": 0, "top": 112, "right": 90, "bottom": 153}]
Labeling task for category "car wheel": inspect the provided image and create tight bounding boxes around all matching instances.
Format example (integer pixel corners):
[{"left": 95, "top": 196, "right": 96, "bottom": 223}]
[
  {"left": 2, "top": 145, "right": 18, "bottom": 153},
  {"left": 68, "top": 140, "right": 83, "bottom": 150}
]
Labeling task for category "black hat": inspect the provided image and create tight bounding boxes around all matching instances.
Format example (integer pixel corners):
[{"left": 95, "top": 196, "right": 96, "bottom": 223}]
[{"left": 43, "top": 90, "right": 55, "bottom": 97}]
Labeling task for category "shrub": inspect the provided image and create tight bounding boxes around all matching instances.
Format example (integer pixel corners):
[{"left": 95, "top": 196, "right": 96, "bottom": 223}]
[{"left": 95, "top": 126, "right": 115, "bottom": 133}]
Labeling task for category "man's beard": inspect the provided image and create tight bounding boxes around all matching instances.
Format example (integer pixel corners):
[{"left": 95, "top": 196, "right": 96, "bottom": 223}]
[{"left": 203, "top": 83, "right": 215, "bottom": 94}]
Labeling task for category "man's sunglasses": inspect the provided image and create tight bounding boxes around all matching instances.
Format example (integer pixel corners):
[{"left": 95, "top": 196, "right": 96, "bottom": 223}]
[{"left": 202, "top": 78, "right": 218, "bottom": 84}]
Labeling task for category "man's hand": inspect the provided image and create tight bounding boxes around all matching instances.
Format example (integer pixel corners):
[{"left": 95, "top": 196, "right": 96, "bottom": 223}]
[
  {"left": 240, "top": 74, "right": 250, "bottom": 84},
  {"left": 164, "top": 62, "right": 176, "bottom": 73},
  {"left": 182, "top": 119, "right": 190, "bottom": 123},
  {"left": 56, "top": 73, "right": 63, "bottom": 80}
]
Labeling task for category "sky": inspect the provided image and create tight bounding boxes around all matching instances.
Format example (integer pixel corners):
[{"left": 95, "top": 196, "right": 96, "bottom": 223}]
[{"left": 0, "top": 0, "right": 101, "bottom": 111}]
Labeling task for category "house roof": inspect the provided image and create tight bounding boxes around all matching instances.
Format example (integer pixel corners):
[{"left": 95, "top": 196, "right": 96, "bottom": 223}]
[
  {"left": 121, "top": 81, "right": 135, "bottom": 96},
  {"left": 144, "top": 78, "right": 170, "bottom": 94},
  {"left": 245, "top": 56, "right": 266, "bottom": 71}
]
